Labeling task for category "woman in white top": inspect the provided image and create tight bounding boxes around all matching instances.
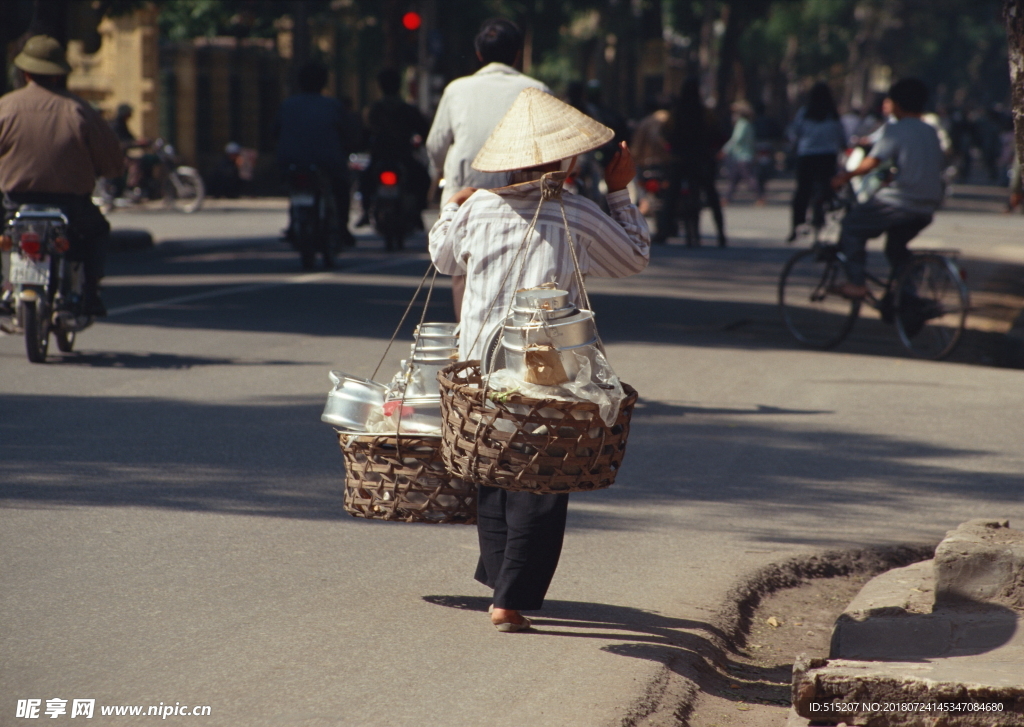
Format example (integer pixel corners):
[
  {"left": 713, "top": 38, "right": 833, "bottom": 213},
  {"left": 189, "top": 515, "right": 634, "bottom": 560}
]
[{"left": 786, "top": 82, "right": 848, "bottom": 241}]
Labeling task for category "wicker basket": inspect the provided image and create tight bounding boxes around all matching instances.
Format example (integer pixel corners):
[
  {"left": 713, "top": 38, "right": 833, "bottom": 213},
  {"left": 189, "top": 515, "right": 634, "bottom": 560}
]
[
  {"left": 339, "top": 433, "right": 476, "bottom": 524},
  {"left": 438, "top": 361, "right": 638, "bottom": 494}
]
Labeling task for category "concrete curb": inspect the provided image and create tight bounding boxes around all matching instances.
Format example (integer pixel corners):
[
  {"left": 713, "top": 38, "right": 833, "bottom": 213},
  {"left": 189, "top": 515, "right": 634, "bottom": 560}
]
[{"left": 626, "top": 544, "right": 936, "bottom": 727}]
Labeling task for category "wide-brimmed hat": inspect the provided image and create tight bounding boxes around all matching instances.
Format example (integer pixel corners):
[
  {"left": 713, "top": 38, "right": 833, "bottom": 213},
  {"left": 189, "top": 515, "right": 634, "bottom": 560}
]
[
  {"left": 472, "top": 88, "right": 614, "bottom": 173},
  {"left": 14, "top": 35, "right": 71, "bottom": 76}
]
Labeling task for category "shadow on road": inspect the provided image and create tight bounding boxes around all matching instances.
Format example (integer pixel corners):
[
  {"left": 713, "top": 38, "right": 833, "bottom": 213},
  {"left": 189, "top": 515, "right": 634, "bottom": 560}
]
[
  {"left": 54, "top": 351, "right": 311, "bottom": 369},
  {"left": 1, "top": 394, "right": 1019, "bottom": 543},
  {"left": 98, "top": 242, "right": 1006, "bottom": 367}
]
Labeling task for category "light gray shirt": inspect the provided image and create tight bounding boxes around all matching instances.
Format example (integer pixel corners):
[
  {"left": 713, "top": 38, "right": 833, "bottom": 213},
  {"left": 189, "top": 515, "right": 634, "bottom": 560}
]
[
  {"left": 870, "top": 117, "right": 944, "bottom": 213},
  {"left": 787, "top": 107, "right": 847, "bottom": 157},
  {"left": 426, "top": 63, "right": 549, "bottom": 204}
]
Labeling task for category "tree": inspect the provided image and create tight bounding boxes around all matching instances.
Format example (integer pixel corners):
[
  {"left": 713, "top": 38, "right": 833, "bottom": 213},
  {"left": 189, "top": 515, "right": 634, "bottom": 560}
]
[{"left": 1007, "top": 0, "right": 1024, "bottom": 164}]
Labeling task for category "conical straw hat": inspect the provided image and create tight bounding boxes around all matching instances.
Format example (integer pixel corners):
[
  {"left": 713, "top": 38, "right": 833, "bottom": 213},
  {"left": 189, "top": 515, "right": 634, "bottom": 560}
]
[{"left": 472, "top": 88, "right": 614, "bottom": 173}]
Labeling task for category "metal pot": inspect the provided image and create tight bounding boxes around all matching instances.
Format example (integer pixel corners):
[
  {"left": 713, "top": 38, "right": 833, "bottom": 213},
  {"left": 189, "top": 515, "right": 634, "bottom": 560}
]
[
  {"left": 322, "top": 371, "right": 388, "bottom": 431},
  {"left": 415, "top": 322, "right": 458, "bottom": 337},
  {"left": 514, "top": 288, "right": 571, "bottom": 312},
  {"left": 502, "top": 309, "right": 597, "bottom": 350},
  {"left": 502, "top": 340, "right": 601, "bottom": 383}
]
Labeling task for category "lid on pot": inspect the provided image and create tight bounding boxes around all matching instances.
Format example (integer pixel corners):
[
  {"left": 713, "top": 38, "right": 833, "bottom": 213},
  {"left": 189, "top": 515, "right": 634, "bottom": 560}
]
[
  {"left": 415, "top": 322, "right": 459, "bottom": 337},
  {"left": 514, "top": 287, "right": 571, "bottom": 312}
]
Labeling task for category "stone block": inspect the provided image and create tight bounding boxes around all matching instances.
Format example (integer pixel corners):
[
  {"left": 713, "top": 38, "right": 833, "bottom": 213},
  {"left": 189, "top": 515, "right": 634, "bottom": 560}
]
[{"left": 935, "top": 519, "right": 1024, "bottom": 609}]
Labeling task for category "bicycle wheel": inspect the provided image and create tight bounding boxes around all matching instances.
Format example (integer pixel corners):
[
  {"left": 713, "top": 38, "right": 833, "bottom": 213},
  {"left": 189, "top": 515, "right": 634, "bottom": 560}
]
[
  {"left": 894, "top": 254, "right": 968, "bottom": 360},
  {"left": 779, "top": 247, "right": 860, "bottom": 349},
  {"left": 168, "top": 167, "right": 205, "bottom": 213}
]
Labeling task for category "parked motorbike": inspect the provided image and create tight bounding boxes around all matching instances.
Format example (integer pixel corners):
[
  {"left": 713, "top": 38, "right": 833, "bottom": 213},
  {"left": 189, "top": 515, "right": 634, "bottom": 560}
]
[
  {"left": 286, "top": 164, "right": 337, "bottom": 270},
  {"left": 94, "top": 138, "right": 204, "bottom": 214},
  {"left": 0, "top": 205, "right": 92, "bottom": 363}
]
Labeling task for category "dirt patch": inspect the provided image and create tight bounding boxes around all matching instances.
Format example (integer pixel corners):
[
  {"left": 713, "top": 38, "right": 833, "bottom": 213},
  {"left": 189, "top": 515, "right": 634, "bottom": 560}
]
[{"left": 687, "top": 574, "right": 873, "bottom": 727}]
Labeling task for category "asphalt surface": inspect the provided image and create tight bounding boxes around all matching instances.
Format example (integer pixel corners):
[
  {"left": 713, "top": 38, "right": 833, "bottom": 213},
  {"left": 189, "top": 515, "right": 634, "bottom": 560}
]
[{"left": 2, "top": 197, "right": 1023, "bottom": 726}]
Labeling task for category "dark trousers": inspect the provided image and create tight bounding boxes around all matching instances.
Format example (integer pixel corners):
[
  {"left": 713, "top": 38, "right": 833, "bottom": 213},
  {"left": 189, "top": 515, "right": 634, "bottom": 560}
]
[
  {"left": 839, "top": 197, "right": 933, "bottom": 284},
  {"left": 656, "top": 162, "right": 725, "bottom": 243},
  {"left": 5, "top": 192, "right": 109, "bottom": 289},
  {"left": 791, "top": 153, "right": 838, "bottom": 231},
  {"left": 474, "top": 485, "right": 569, "bottom": 611}
]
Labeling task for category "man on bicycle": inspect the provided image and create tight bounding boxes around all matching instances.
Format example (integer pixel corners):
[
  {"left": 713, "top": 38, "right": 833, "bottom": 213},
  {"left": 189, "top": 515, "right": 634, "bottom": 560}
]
[{"left": 830, "top": 79, "right": 944, "bottom": 301}]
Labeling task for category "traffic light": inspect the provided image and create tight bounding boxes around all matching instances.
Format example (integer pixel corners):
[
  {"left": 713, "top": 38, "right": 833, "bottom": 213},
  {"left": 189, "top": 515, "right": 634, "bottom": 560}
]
[
  {"left": 401, "top": 8, "right": 421, "bottom": 64},
  {"left": 402, "top": 11, "right": 421, "bottom": 31}
]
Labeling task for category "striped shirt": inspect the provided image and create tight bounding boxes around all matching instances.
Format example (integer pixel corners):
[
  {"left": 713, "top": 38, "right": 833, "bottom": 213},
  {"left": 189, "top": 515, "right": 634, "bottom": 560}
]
[{"left": 429, "top": 180, "right": 650, "bottom": 361}]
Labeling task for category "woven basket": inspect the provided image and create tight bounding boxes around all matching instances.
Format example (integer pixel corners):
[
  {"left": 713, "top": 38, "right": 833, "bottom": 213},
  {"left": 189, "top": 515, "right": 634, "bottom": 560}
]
[
  {"left": 339, "top": 433, "right": 476, "bottom": 524},
  {"left": 438, "top": 361, "right": 638, "bottom": 494}
]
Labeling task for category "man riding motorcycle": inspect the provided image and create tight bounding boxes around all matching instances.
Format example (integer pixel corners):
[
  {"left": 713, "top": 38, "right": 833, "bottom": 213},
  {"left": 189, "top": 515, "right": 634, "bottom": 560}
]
[{"left": 0, "top": 35, "right": 123, "bottom": 317}]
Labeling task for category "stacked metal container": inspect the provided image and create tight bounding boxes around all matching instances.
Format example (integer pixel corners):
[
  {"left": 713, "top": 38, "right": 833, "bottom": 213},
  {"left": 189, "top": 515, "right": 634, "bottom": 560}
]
[
  {"left": 321, "top": 322, "right": 458, "bottom": 434},
  {"left": 500, "top": 289, "right": 599, "bottom": 384}
]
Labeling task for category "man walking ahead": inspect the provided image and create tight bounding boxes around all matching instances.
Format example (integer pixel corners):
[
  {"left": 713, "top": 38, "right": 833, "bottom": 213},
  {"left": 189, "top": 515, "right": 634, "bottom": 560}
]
[
  {"left": 426, "top": 18, "right": 549, "bottom": 316},
  {"left": 0, "top": 36, "right": 123, "bottom": 316},
  {"left": 426, "top": 19, "right": 549, "bottom": 205}
]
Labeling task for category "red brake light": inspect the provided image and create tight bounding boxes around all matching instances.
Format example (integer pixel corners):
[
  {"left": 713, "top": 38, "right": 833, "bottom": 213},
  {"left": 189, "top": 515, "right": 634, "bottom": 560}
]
[
  {"left": 380, "top": 171, "right": 398, "bottom": 186},
  {"left": 402, "top": 12, "right": 421, "bottom": 30},
  {"left": 19, "top": 232, "right": 42, "bottom": 260}
]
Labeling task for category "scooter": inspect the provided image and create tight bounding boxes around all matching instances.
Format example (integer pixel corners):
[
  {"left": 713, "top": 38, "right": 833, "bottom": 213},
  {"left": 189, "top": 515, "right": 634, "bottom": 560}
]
[
  {"left": 286, "top": 164, "right": 337, "bottom": 270},
  {"left": 0, "top": 205, "right": 92, "bottom": 363}
]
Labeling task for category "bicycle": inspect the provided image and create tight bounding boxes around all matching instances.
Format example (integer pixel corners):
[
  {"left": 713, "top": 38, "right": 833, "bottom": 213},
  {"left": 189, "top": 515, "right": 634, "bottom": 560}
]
[{"left": 777, "top": 187, "right": 970, "bottom": 360}]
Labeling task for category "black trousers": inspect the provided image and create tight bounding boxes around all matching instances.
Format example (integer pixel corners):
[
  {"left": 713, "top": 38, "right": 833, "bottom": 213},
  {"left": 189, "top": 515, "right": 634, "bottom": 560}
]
[
  {"left": 791, "top": 153, "right": 837, "bottom": 231},
  {"left": 474, "top": 485, "right": 569, "bottom": 611}
]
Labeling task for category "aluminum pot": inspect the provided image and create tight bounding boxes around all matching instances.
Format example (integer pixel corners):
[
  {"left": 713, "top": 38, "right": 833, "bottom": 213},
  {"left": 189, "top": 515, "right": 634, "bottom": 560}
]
[
  {"left": 511, "top": 303, "right": 576, "bottom": 325},
  {"left": 502, "top": 309, "right": 597, "bottom": 350},
  {"left": 388, "top": 361, "right": 450, "bottom": 398},
  {"left": 502, "top": 340, "right": 600, "bottom": 383},
  {"left": 321, "top": 371, "right": 388, "bottom": 431},
  {"left": 415, "top": 322, "right": 458, "bottom": 337},
  {"left": 514, "top": 288, "right": 571, "bottom": 312}
]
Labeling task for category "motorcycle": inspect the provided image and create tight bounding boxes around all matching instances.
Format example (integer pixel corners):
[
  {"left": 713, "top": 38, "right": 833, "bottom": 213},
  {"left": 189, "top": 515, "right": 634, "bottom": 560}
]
[
  {"left": 94, "top": 138, "right": 204, "bottom": 214},
  {"left": 371, "top": 164, "right": 417, "bottom": 252},
  {"left": 0, "top": 205, "right": 92, "bottom": 363},
  {"left": 286, "top": 164, "right": 337, "bottom": 270}
]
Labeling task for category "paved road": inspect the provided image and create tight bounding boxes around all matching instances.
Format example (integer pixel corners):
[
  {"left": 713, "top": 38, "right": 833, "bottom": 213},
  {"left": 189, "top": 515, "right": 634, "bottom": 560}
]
[{"left": 2, "top": 199, "right": 1022, "bottom": 726}]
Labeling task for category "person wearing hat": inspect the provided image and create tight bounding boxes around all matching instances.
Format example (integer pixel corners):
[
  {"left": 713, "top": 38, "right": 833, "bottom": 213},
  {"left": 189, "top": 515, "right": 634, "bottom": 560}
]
[
  {"left": 0, "top": 35, "right": 123, "bottom": 316},
  {"left": 429, "top": 88, "right": 650, "bottom": 632}
]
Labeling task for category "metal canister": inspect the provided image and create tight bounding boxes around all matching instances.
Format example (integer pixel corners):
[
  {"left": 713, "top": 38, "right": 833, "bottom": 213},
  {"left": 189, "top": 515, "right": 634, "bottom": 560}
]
[
  {"left": 321, "top": 371, "right": 388, "bottom": 431},
  {"left": 500, "top": 310, "right": 599, "bottom": 383},
  {"left": 511, "top": 289, "right": 576, "bottom": 325}
]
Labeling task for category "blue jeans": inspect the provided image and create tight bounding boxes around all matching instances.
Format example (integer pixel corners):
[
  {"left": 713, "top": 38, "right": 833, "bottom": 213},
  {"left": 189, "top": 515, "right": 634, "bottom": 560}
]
[{"left": 839, "top": 198, "right": 933, "bottom": 284}]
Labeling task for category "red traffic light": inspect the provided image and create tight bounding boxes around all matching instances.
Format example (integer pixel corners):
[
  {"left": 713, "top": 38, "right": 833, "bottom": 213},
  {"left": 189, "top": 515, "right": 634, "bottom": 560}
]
[
  {"left": 380, "top": 171, "right": 398, "bottom": 186},
  {"left": 402, "top": 12, "right": 421, "bottom": 31}
]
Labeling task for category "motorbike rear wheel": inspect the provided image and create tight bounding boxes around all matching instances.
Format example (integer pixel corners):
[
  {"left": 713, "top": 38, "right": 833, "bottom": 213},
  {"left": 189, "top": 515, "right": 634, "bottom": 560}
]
[{"left": 21, "top": 300, "right": 49, "bottom": 363}]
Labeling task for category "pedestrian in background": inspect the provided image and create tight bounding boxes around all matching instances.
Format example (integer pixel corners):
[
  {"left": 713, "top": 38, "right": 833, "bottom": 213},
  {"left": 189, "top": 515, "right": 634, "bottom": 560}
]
[
  {"left": 425, "top": 18, "right": 548, "bottom": 317},
  {"left": 722, "top": 100, "right": 756, "bottom": 203},
  {"left": 657, "top": 77, "right": 726, "bottom": 247},
  {"left": 786, "top": 81, "right": 847, "bottom": 242}
]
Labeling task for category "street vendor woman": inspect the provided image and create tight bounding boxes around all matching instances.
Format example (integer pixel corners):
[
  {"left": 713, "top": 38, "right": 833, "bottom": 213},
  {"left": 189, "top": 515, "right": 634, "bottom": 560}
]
[{"left": 428, "top": 87, "right": 650, "bottom": 632}]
